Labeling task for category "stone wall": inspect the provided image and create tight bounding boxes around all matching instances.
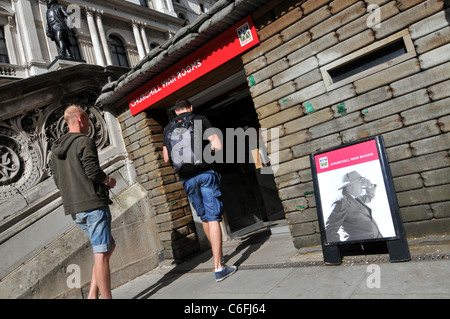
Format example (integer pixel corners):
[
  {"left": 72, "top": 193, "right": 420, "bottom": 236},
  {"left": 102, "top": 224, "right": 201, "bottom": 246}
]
[
  {"left": 0, "top": 183, "right": 161, "bottom": 299},
  {"left": 243, "top": 0, "right": 450, "bottom": 248},
  {"left": 117, "top": 107, "right": 199, "bottom": 261},
  {"left": 0, "top": 64, "right": 164, "bottom": 298}
]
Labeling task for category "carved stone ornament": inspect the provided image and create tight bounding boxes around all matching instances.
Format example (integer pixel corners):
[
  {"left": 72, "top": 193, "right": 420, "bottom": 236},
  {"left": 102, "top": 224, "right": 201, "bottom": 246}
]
[{"left": 0, "top": 104, "right": 109, "bottom": 202}]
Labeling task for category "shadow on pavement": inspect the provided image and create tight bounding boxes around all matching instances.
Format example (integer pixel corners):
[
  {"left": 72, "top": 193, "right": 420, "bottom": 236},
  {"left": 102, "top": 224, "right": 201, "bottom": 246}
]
[{"left": 131, "top": 227, "right": 271, "bottom": 299}]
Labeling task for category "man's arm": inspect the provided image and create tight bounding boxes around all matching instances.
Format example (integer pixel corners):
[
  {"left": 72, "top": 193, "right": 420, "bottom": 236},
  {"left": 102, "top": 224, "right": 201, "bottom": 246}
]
[
  {"left": 79, "top": 138, "right": 116, "bottom": 188},
  {"left": 49, "top": 156, "right": 59, "bottom": 188},
  {"left": 59, "top": 4, "right": 70, "bottom": 19},
  {"left": 208, "top": 134, "right": 222, "bottom": 152},
  {"left": 201, "top": 116, "right": 222, "bottom": 152},
  {"left": 163, "top": 146, "right": 170, "bottom": 163},
  {"left": 79, "top": 138, "right": 107, "bottom": 182},
  {"left": 103, "top": 175, "right": 116, "bottom": 189},
  {"left": 360, "top": 178, "right": 376, "bottom": 203}
]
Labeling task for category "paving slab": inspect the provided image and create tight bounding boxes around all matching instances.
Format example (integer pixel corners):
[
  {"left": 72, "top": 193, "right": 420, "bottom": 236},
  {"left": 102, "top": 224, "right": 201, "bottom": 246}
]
[{"left": 112, "top": 228, "right": 450, "bottom": 300}]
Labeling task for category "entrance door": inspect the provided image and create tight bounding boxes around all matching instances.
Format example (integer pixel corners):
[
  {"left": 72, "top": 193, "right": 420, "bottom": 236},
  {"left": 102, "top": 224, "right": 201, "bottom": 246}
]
[{"left": 196, "top": 89, "right": 284, "bottom": 238}]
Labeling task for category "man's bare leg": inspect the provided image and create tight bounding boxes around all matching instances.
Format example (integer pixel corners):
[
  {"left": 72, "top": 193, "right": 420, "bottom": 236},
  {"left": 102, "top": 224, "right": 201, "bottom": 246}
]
[
  {"left": 88, "top": 244, "right": 115, "bottom": 299},
  {"left": 202, "top": 221, "right": 223, "bottom": 270},
  {"left": 87, "top": 265, "right": 99, "bottom": 299}
]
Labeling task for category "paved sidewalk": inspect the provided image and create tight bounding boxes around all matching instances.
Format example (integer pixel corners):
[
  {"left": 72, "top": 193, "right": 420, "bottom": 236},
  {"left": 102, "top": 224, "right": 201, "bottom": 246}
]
[{"left": 112, "top": 228, "right": 450, "bottom": 299}]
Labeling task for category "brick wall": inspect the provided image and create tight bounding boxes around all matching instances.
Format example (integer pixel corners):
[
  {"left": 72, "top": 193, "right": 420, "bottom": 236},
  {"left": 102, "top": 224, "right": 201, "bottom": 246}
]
[
  {"left": 244, "top": 0, "right": 450, "bottom": 248},
  {"left": 118, "top": 108, "right": 199, "bottom": 261}
]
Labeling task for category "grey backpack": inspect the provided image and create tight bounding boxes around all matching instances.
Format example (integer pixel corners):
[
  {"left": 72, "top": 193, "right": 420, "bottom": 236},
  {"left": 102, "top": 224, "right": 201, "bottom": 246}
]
[{"left": 166, "top": 114, "right": 204, "bottom": 174}]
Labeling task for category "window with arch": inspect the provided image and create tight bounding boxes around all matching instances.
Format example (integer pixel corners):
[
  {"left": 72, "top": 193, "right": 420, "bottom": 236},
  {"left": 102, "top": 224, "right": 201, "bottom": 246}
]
[
  {"left": 110, "top": 35, "right": 129, "bottom": 67},
  {"left": 0, "top": 26, "right": 9, "bottom": 63}
]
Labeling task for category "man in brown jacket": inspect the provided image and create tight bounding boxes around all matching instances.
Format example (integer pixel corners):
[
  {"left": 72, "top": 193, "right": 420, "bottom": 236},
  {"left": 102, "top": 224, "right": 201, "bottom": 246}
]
[{"left": 51, "top": 104, "right": 116, "bottom": 299}]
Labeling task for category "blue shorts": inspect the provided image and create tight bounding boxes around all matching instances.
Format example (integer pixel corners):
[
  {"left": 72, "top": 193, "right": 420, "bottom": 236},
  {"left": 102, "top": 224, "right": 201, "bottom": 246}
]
[
  {"left": 72, "top": 206, "right": 115, "bottom": 253},
  {"left": 182, "top": 170, "right": 224, "bottom": 222}
]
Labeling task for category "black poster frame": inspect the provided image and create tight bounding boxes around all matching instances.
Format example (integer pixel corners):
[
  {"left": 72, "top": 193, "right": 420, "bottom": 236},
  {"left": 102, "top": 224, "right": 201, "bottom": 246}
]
[{"left": 310, "top": 136, "right": 410, "bottom": 265}]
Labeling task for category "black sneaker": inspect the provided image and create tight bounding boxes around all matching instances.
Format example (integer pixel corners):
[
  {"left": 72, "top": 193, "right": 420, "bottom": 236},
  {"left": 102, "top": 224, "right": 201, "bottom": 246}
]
[{"left": 215, "top": 266, "right": 237, "bottom": 282}]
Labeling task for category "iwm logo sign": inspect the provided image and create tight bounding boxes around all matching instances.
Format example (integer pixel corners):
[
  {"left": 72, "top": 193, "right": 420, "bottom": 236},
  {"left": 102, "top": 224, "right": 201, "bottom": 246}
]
[
  {"left": 319, "top": 156, "right": 329, "bottom": 169},
  {"left": 237, "top": 22, "right": 253, "bottom": 47}
]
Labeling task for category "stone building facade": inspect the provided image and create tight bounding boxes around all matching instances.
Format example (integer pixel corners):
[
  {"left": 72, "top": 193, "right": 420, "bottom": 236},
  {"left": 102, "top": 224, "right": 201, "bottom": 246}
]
[
  {"left": 0, "top": 0, "right": 216, "bottom": 298},
  {"left": 1, "top": 0, "right": 449, "bottom": 299},
  {"left": 242, "top": 0, "right": 450, "bottom": 248},
  {"left": 98, "top": 0, "right": 450, "bottom": 257},
  {"left": 0, "top": 0, "right": 215, "bottom": 81}
]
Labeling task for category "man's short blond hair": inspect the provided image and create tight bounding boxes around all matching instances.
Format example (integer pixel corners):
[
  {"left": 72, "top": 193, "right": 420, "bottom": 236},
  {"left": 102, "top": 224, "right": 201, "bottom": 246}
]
[{"left": 64, "top": 104, "right": 85, "bottom": 125}]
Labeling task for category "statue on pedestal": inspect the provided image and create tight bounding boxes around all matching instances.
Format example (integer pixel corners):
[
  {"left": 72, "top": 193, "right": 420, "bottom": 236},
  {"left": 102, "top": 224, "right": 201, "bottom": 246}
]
[{"left": 45, "top": 0, "right": 73, "bottom": 59}]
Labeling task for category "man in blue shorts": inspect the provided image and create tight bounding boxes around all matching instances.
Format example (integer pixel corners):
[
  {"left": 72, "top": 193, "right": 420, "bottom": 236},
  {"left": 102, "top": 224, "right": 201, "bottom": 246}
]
[
  {"left": 163, "top": 99, "right": 237, "bottom": 282},
  {"left": 51, "top": 104, "right": 116, "bottom": 298}
]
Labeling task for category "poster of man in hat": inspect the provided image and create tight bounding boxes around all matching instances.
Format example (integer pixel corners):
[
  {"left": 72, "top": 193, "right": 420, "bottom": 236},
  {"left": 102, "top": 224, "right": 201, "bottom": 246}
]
[
  {"left": 325, "top": 170, "right": 383, "bottom": 242},
  {"left": 313, "top": 139, "right": 397, "bottom": 244}
]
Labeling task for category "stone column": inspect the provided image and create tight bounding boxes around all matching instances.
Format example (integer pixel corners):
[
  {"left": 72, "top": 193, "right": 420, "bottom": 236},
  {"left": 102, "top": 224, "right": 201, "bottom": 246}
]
[
  {"left": 95, "top": 11, "right": 113, "bottom": 65},
  {"left": 86, "top": 9, "right": 105, "bottom": 66},
  {"left": 153, "top": 0, "right": 176, "bottom": 16},
  {"left": 139, "top": 23, "right": 150, "bottom": 54},
  {"left": 131, "top": 20, "right": 146, "bottom": 59},
  {"left": 15, "top": 0, "right": 45, "bottom": 72}
]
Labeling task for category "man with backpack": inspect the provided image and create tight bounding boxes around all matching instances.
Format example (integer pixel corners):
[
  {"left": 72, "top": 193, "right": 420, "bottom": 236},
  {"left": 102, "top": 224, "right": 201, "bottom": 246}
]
[{"left": 163, "top": 99, "right": 237, "bottom": 282}]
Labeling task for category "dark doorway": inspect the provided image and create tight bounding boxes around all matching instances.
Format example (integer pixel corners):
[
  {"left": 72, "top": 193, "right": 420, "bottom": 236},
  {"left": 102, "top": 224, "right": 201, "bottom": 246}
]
[{"left": 198, "top": 92, "right": 284, "bottom": 236}]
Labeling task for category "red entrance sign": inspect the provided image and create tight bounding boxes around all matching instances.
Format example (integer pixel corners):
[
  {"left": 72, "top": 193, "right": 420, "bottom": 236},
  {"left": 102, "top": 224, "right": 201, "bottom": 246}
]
[{"left": 127, "top": 15, "right": 260, "bottom": 115}]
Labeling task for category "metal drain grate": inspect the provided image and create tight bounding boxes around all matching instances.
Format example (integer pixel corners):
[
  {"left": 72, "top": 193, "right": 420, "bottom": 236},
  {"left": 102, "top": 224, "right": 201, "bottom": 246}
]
[
  {"left": 411, "top": 253, "right": 450, "bottom": 262},
  {"left": 170, "top": 253, "right": 450, "bottom": 274}
]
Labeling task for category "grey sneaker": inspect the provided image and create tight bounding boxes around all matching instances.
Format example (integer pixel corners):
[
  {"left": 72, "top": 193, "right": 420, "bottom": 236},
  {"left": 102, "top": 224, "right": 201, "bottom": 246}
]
[{"left": 215, "top": 266, "right": 237, "bottom": 282}]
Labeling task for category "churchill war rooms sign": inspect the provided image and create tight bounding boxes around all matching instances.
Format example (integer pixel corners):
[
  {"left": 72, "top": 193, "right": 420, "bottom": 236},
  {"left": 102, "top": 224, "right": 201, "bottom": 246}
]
[{"left": 127, "top": 15, "right": 260, "bottom": 115}]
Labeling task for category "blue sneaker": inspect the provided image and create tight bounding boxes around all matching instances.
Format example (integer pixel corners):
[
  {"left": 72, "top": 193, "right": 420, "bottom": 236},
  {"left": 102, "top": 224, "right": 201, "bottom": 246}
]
[{"left": 215, "top": 266, "right": 237, "bottom": 282}]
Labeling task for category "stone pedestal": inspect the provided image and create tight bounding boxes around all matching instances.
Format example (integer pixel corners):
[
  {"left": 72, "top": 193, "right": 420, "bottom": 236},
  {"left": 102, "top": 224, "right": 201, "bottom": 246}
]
[{"left": 47, "top": 56, "right": 86, "bottom": 71}]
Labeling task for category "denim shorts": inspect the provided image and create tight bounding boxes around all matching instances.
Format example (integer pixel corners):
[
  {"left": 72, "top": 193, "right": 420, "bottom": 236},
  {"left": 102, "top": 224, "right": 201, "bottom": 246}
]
[
  {"left": 182, "top": 170, "right": 224, "bottom": 222},
  {"left": 72, "top": 206, "right": 115, "bottom": 253}
]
